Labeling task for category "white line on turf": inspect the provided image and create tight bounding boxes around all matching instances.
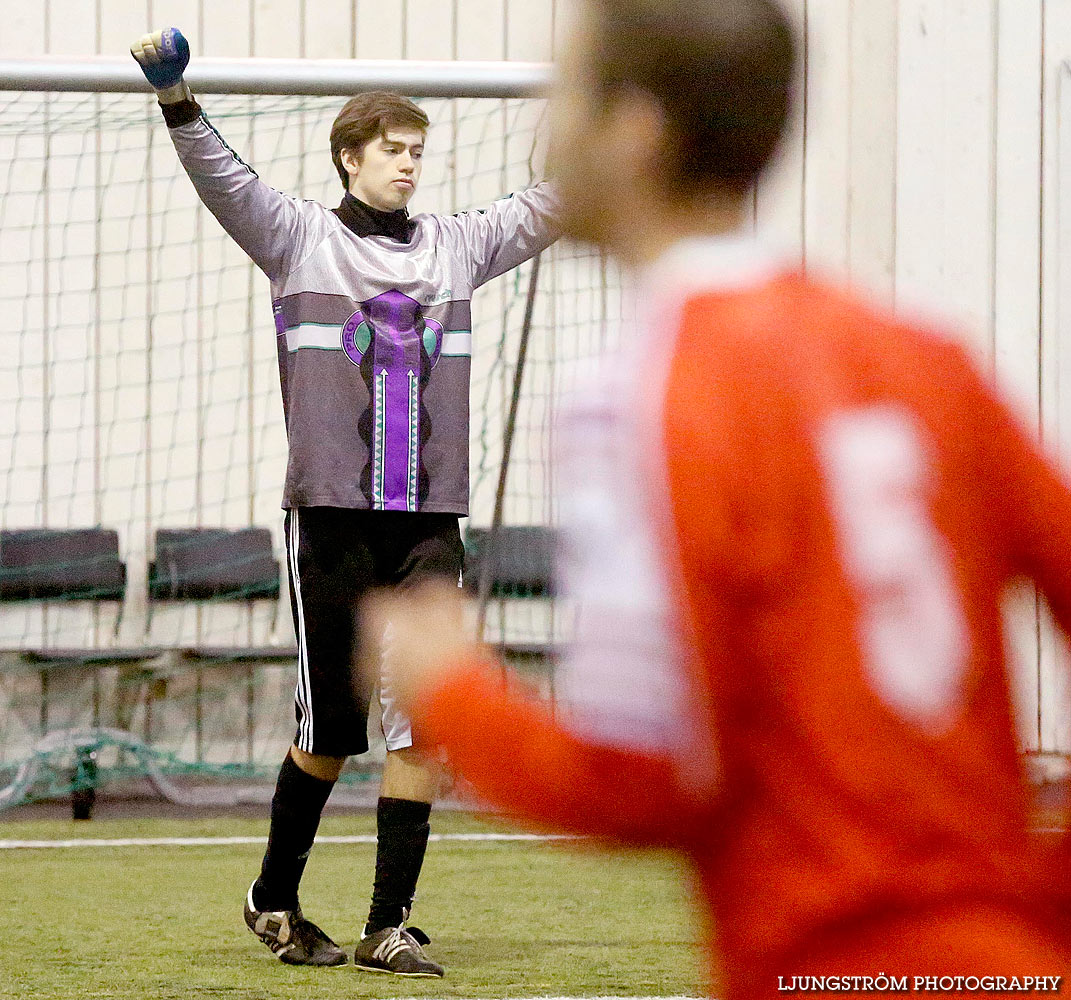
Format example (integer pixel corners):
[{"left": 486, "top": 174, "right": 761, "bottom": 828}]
[{"left": 0, "top": 832, "right": 582, "bottom": 850}]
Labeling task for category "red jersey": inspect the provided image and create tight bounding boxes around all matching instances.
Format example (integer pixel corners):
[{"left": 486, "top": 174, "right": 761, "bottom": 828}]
[{"left": 415, "top": 238, "right": 1071, "bottom": 994}]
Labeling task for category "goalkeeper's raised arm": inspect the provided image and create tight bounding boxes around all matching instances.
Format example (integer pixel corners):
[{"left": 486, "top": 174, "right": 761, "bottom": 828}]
[{"left": 131, "top": 28, "right": 315, "bottom": 281}]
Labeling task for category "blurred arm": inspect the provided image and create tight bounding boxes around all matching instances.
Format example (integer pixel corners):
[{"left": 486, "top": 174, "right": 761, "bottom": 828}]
[{"left": 415, "top": 659, "right": 710, "bottom": 846}]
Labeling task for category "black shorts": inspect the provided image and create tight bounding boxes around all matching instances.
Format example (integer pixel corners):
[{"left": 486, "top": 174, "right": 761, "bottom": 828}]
[{"left": 284, "top": 507, "right": 464, "bottom": 757}]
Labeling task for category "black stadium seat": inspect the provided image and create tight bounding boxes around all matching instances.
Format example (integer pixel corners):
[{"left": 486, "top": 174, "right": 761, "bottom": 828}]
[
  {"left": 148, "top": 527, "right": 281, "bottom": 601},
  {"left": 0, "top": 527, "right": 127, "bottom": 601},
  {"left": 463, "top": 525, "right": 556, "bottom": 599},
  {"left": 0, "top": 528, "right": 161, "bottom": 667},
  {"left": 148, "top": 527, "right": 296, "bottom": 664}
]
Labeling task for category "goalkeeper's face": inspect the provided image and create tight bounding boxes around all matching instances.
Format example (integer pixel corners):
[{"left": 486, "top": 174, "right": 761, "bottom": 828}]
[{"left": 341, "top": 130, "right": 425, "bottom": 212}]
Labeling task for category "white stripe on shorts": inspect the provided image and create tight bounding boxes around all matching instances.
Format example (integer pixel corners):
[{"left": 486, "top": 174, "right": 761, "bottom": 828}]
[{"left": 289, "top": 509, "right": 314, "bottom": 751}]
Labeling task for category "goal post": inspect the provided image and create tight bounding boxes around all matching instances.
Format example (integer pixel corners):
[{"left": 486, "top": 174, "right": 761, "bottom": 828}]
[{"left": 0, "top": 61, "right": 625, "bottom": 807}]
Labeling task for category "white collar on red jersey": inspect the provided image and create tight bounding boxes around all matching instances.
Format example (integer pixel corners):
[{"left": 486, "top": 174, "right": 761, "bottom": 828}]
[{"left": 641, "top": 233, "right": 785, "bottom": 298}]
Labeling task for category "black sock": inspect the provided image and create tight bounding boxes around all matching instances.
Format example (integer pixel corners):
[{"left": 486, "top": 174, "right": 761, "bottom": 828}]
[
  {"left": 365, "top": 797, "right": 432, "bottom": 933},
  {"left": 253, "top": 751, "right": 336, "bottom": 912}
]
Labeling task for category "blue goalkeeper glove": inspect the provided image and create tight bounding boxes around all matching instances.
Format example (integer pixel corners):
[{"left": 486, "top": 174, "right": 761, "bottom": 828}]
[{"left": 130, "top": 28, "right": 190, "bottom": 92}]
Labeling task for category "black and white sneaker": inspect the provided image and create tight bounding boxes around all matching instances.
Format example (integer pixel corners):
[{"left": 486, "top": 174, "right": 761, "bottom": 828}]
[
  {"left": 353, "top": 922, "right": 444, "bottom": 977},
  {"left": 243, "top": 882, "right": 347, "bottom": 966}
]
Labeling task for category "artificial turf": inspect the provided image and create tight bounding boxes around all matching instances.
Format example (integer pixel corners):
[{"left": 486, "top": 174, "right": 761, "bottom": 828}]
[{"left": 0, "top": 811, "right": 704, "bottom": 1000}]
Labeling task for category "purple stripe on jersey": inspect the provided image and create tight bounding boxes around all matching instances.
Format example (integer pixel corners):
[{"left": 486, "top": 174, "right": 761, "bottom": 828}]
[{"left": 363, "top": 290, "right": 440, "bottom": 510}]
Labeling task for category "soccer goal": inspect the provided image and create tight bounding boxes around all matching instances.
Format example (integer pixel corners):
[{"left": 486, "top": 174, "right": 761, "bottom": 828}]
[{"left": 0, "top": 57, "right": 626, "bottom": 808}]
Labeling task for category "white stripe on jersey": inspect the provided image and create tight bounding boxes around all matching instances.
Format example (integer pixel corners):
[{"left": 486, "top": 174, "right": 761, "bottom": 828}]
[
  {"left": 285, "top": 323, "right": 343, "bottom": 352},
  {"left": 441, "top": 330, "right": 472, "bottom": 357},
  {"left": 284, "top": 326, "right": 471, "bottom": 357}
]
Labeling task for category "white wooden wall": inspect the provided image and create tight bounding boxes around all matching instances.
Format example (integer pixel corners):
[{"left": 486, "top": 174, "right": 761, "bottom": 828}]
[{"left": 3, "top": 0, "right": 1071, "bottom": 754}]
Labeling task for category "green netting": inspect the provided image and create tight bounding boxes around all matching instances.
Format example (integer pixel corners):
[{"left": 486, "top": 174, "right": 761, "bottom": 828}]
[{"left": 0, "top": 90, "right": 624, "bottom": 809}]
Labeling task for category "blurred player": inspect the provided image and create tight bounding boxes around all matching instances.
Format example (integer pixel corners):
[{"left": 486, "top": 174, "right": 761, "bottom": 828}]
[
  {"left": 131, "top": 28, "right": 558, "bottom": 975},
  {"left": 367, "top": 0, "right": 1071, "bottom": 993}
]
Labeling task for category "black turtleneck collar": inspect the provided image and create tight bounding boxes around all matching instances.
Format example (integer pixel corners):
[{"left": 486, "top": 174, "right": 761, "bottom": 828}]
[{"left": 333, "top": 192, "right": 415, "bottom": 243}]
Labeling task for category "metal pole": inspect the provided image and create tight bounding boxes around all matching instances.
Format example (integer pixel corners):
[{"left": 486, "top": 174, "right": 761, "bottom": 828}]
[
  {"left": 475, "top": 253, "right": 541, "bottom": 643},
  {"left": 0, "top": 57, "right": 552, "bottom": 98}
]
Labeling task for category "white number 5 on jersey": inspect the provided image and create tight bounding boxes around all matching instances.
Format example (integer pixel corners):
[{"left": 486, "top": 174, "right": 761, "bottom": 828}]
[{"left": 819, "top": 406, "right": 968, "bottom": 733}]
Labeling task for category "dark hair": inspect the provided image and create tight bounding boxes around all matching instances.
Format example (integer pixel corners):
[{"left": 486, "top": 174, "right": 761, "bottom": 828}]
[
  {"left": 587, "top": 0, "right": 796, "bottom": 195},
  {"left": 330, "top": 91, "right": 430, "bottom": 189}
]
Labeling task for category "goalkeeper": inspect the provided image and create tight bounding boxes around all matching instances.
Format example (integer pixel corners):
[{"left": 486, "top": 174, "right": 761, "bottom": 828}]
[{"left": 131, "top": 28, "right": 558, "bottom": 976}]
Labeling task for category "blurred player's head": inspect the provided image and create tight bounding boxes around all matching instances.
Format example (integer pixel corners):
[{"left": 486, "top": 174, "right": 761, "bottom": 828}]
[
  {"left": 331, "top": 91, "right": 430, "bottom": 211},
  {"left": 549, "top": 0, "right": 796, "bottom": 259}
]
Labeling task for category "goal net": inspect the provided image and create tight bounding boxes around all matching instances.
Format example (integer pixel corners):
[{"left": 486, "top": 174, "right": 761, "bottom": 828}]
[{"left": 0, "top": 87, "right": 625, "bottom": 807}]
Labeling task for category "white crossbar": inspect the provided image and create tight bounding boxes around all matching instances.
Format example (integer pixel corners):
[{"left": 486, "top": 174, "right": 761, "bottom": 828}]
[{"left": 0, "top": 57, "right": 552, "bottom": 98}]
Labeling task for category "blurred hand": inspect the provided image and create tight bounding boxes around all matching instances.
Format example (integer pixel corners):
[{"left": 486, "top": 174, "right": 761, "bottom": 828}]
[{"left": 364, "top": 582, "right": 475, "bottom": 711}]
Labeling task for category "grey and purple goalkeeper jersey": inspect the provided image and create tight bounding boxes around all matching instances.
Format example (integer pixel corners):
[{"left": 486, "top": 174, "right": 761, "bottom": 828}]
[{"left": 166, "top": 112, "right": 559, "bottom": 514}]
